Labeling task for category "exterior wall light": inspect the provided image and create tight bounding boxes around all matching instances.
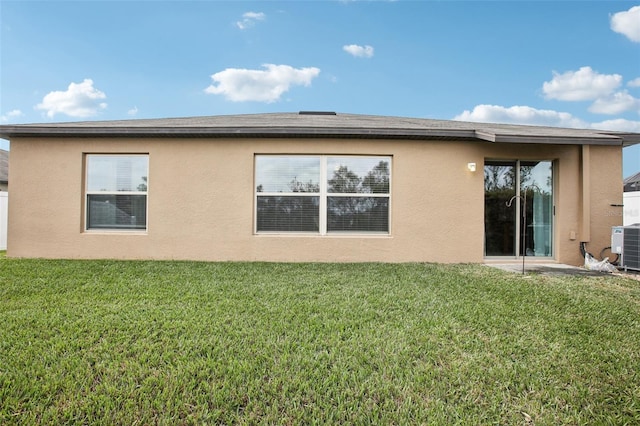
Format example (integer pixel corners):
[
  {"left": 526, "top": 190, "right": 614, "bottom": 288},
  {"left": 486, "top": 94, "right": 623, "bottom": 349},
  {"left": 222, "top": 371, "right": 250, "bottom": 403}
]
[{"left": 467, "top": 162, "right": 477, "bottom": 172}]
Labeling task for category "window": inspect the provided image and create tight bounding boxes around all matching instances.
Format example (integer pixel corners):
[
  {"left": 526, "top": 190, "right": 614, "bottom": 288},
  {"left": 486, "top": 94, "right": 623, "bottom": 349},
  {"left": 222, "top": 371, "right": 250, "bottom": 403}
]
[
  {"left": 85, "top": 154, "right": 148, "bottom": 231},
  {"left": 255, "top": 155, "right": 390, "bottom": 234}
]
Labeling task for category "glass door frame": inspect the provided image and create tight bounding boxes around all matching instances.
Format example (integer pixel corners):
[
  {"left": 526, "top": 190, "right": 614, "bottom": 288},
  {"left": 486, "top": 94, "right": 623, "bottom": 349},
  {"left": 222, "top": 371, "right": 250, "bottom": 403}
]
[{"left": 484, "top": 159, "right": 555, "bottom": 260}]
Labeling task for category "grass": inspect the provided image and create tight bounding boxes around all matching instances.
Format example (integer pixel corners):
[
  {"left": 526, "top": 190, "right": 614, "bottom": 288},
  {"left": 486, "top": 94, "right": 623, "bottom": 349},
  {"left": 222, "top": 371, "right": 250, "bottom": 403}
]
[{"left": 0, "top": 259, "right": 639, "bottom": 424}]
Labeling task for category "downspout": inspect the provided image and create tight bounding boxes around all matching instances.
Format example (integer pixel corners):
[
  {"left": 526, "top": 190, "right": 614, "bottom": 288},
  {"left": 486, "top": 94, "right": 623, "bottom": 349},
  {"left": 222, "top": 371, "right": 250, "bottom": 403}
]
[{"left": 580, "top": 145, "right": 591, "bottom": 257}]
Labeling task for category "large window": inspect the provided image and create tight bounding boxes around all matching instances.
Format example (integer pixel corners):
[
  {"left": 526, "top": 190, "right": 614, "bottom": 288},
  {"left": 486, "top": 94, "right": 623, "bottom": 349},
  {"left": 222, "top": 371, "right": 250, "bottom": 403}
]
[
  {"left": 255, "top": 155, "right": 391, "bottom": 234},
  {"left": 85, "top": 154, "right": 148, "bottom": 231}
]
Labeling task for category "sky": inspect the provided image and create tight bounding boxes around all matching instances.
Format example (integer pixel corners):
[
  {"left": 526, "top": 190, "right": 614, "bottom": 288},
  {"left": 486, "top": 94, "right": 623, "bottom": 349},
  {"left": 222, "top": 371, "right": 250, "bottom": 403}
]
[{"left": 1, "top": 0, "right": 639, "bottom": 177}]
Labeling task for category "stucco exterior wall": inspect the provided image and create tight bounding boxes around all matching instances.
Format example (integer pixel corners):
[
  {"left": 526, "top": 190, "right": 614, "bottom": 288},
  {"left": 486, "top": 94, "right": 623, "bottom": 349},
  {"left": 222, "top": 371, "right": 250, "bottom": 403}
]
[
  {"left": 587, "top": 145, "right": 624, "bottom": 257},
  {"left": 6, "top": 136, "right": 622, "bottom": 264}
]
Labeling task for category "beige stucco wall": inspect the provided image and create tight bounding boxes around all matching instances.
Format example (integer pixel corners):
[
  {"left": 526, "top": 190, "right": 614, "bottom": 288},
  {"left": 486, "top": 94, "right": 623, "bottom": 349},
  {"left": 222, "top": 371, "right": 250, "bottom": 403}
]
[
  {"left": 6, "top": 136, "right": 623, "bottom": 265},
  {"left": 586, "top": 145, "right": 624, "bottom": 257}
]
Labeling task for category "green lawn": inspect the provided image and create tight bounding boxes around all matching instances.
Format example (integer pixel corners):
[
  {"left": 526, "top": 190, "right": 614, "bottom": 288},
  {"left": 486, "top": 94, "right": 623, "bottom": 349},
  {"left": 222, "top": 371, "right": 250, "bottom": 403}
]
[{"left": 1, "top": 259, "right": 639, "bottom": 424}]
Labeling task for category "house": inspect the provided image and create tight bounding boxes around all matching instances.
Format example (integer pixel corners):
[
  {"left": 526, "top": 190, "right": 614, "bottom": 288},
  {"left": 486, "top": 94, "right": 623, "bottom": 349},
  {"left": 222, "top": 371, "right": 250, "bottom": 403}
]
[
  {"left": 0, "top": 112, "right": 638, "bottom": 264},
  {"left": 624, "top": 171, "right": 640, "bottom": 193},
  {"left": 624, "top": 171, "right": 640, "bottom": 226},
  {"left": 0, "top": 149, "right": 7, "bottom": 250},
  {"left": 0, "top": 149, "right": 8, "bottom": 191}
]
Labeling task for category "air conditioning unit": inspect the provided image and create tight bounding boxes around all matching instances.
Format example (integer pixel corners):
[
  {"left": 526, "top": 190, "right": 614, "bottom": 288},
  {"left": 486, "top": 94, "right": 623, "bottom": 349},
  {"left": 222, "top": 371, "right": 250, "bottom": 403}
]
[{"left": 612, "top": 224, "right": 640, "bottom": 271}]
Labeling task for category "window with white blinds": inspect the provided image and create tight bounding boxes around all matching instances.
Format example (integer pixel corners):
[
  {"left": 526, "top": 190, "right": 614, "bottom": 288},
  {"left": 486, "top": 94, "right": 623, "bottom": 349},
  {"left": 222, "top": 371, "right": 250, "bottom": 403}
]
[
  {"left": 255, "top": 155, "right": 391, "bottom": 234},
  {"left": 85, "top": 154, "right": 148, "bottom": 231}
]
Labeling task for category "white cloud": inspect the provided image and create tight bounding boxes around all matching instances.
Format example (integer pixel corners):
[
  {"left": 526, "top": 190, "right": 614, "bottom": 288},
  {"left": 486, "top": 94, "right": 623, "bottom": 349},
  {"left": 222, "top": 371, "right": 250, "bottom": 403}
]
[
  {"left": 610, "top": 5, "right": 640, "bottom": 42},
  {"left": 343, "top": 44, "right": 374, "bottom": 58},
  {"left": 35, "top": 79, "right": 107, "bottom": 118},
  {"left": 204, "top": 64, "right": 321, "bottom": 103},
  {"left": 128, "top": 106, "right": 139, "bottom": 116},
  {"left": 591, "top": 118, "right": 640, "bottom": 132},
  {"left": 0, "top": 109, "right": 24, "bottom": 122},
  {"left": 588, "top": 90, "right": 640, "bottom": 115},
  {"left": 628, "top": 77, "right": 640, "bottom": 88},
  {"left": 542, "top": 66, "right": 622, "bottom": 101},
  {"left": 236, "top": 11, "right": 265, "bottom": 30},
  {"left": 453, "top": 104, "right": 588, "bottom": 128}
]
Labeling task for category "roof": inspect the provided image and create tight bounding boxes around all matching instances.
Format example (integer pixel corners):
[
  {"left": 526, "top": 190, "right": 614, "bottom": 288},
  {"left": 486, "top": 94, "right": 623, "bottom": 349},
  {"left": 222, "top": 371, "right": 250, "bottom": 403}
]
[
  {"left": 625, "top": 171, "right": 640, "bottom": 192},
  {"left": 1, "top": 112, "right": 639, "bottom": 146},
  {"left": 0, "top": 149, "right": 7, "bottom": 184}
]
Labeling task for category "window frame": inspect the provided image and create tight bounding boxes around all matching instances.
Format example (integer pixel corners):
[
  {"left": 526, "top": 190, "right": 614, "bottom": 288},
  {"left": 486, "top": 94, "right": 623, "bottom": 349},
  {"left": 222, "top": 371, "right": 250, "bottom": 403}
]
[
  {"left": 254, "top": 155, "right": 391, "bottom": 236},
  {"left": 84, "top": 153, "right": 149, "bottom": 233}
]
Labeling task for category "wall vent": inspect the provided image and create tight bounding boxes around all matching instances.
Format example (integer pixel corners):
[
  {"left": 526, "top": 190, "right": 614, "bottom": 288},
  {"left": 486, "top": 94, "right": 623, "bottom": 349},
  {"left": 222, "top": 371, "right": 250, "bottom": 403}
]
[{"left": 298, "top": 111, "right": 337, "bottom": 115}]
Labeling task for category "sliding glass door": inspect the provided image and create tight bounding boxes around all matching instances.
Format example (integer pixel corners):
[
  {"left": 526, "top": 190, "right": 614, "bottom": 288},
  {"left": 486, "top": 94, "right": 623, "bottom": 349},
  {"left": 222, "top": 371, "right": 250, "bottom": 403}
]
[
  {"left": 484, "top": 161, "right": 517, "bottom": 256},
  {"left": 484, "top": 160, "right": 553, "bottom": 258}
]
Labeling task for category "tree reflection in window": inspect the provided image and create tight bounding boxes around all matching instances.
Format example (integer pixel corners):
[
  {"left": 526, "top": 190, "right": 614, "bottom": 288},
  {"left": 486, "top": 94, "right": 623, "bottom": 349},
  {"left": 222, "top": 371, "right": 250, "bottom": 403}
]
[
  {"left": 256, "top": 176, "right": 320, "bottom": 232},
  {"left": 327, "top": 160, "right": 389, "bottom": 232},
  {"left": 328, "top": 160, "right": 389, "bottom": 194}
]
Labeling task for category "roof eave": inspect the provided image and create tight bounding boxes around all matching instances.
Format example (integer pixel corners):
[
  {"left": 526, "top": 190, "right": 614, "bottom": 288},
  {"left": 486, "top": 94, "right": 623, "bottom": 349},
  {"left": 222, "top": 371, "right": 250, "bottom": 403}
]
[
  {"left": 489, "top": 134, "right": 622, "bottom": 146},
  {"left": 0, "top": 126, "right": 479, "bottom": 140},
  {"left": 1, "top": 123, "right": 638, "bottom": 146},
  {"left": 616, "top": 134, "right": 640, "bottom": 147}
]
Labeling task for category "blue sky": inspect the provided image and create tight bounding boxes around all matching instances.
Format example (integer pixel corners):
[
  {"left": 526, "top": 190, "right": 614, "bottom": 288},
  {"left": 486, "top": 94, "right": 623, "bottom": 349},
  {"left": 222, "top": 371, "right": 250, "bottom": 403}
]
[{"left": 1, "top": 0, "right": 639, "bottom": 176}]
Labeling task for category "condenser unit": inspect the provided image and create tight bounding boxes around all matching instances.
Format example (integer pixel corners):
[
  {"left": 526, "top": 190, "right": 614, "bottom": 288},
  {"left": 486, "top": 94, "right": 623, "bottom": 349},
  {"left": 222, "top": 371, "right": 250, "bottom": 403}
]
[{"left": 612, "top": 224, "right": 640, "bottom": 271}]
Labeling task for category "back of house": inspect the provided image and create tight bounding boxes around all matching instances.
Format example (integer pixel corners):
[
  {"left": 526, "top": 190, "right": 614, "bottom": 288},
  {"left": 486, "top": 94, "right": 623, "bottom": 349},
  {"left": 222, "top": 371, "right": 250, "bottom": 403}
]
[{"left": 1, "top": 112, "right": 638, "bottom": 265}]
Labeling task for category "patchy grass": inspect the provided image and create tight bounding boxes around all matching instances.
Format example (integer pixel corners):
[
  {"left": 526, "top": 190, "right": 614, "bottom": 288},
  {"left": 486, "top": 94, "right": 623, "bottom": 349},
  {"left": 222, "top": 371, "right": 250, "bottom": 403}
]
[{"left": 0, "top": 259, "right": 639, "bottom": 424}]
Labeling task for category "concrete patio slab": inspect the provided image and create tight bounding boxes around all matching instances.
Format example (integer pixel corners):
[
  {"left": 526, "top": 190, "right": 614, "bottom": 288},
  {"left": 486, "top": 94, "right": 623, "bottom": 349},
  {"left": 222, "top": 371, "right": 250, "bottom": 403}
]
[{"left": 485, "top": 263, "right": 613, "bottom": 277}]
